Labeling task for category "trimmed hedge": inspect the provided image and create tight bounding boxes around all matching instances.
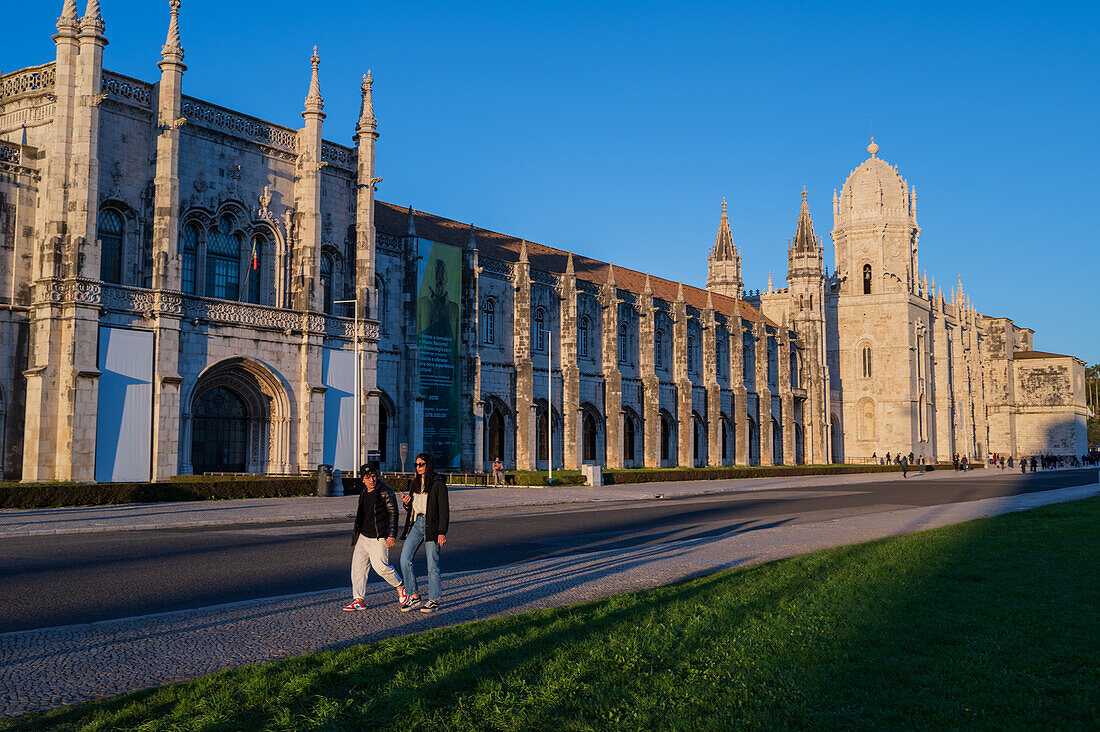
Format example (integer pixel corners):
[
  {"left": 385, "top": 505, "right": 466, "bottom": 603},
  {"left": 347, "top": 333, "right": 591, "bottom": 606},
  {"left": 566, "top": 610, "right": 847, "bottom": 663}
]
[
  {"left": 599, "top": 463, "right": 945, "bottom": 485},
  {"left": 0, "top": 477, "right": 315, "bottom": 509}
]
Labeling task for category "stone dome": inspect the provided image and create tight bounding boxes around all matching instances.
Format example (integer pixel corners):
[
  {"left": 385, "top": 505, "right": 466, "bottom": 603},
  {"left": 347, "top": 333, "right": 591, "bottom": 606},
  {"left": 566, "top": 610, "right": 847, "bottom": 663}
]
[{"left": 836, "top": 140, "right": 915, "bottom": 228}]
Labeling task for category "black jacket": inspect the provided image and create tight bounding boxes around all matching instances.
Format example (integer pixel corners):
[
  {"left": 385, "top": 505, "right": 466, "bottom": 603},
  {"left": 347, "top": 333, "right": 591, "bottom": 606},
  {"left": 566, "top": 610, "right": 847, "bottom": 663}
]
[
  {"left": 352, "top": 480, "right": 400, "bottom": 544},
  {"left": 400, "top": 474, "right": 449, "bottom": 541}
]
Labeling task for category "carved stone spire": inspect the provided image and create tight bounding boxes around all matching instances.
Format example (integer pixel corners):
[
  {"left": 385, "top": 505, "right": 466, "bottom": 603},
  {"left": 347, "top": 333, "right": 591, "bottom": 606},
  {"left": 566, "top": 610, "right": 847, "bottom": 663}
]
[
  {"left": 792, "top": 186, "right": 819, "bottom": 254},
  {"left": 676, "top": 280, "right": 685, "bottom": 302},
  {"left": 81, "top": 0, "right": 104, "bottom": 34},
  {"left": 304, "top": 46, "right": 324, "bottom": 116},
  {"left": 161, "top": 0, "right": 184, "bottom": 63},
  {"left": 565, "top": 251, "right": 575, "bottom": 276},
  {"left": 710, "top": 197, "right": 737, "bottom": 261},
  {"left": 57, "top": 0, "right": 80, "bottom": 34},
  {"left": 706, "top": 289, "right": 714, "bottom": 311},
  {"left": 465, "top": 223, "right": 477, "bottom": 251},
  {"left": 357, "top": 70, "right": 375, "bottom": 132},
  {"left": 518, "top": 239, "right": 528, "bottom": 263},
  {"left": 643, "top": 272, "right": 652, "bottom": 294},
  {"left": 606, "top": 262, "right": 616, "bottom": 286},
  {"left": 405, "top": 205, "right": 416, "bottom": 236}
]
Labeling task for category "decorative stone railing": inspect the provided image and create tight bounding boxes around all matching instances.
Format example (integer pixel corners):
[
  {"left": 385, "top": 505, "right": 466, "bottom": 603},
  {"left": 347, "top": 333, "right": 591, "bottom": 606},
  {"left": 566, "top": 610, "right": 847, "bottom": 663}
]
[
  {"left": 181, "top": 96, "right": 299, "bottom": 154},
  {"left": 0, "top": 64, "right": 55, "bottom": 102},
  {"left": 100, "top": 71, "right": 152, "bottom": 108},
  {"left": 321, "top": 143, "right": 355, "bottom": 171},
  {"left": 0, "top": 143, "right": 20, "bottom": 164},
  {"left": 37, "top": 280, "right": 379, "bottom": 340}
]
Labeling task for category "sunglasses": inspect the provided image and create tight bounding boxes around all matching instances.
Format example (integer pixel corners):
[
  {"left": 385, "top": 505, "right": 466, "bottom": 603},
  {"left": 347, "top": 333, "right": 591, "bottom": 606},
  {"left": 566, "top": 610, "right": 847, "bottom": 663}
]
[{"left": 415, "top": 461, "right": 426, "bottom": 467}]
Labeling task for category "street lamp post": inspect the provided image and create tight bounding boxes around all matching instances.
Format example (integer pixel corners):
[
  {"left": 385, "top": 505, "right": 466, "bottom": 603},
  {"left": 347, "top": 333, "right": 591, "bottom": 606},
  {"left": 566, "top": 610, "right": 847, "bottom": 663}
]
[
  {"left": 547, "top": 329, "right": 553, "bottom": 485},
  {"left": 334, "top": 296, "right": 361, "bottom": 473}
]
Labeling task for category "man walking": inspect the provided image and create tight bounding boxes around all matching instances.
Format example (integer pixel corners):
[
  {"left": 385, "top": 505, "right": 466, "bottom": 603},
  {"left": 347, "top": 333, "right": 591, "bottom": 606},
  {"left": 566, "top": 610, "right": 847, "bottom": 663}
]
[{"left": 343, "top": 463, "right": 409, "bottom": 611}]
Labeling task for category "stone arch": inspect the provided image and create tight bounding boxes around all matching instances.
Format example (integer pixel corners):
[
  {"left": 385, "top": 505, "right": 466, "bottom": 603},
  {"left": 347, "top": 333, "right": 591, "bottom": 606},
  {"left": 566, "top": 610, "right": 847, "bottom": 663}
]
[
  {"left": 181, "top": 357, "right": 293, "bottom": 475},
  {"left": 534, "top": 398, "right": 561, "bottom": 468},
  {"left": 483, "top": 395, "right": 514, "bottom": 468},
  {"left": 772, "top": 417, "right": 783, "bottom": 465},
  {"left": 659, "top": 408, "right": 676, "bottom": 467},
  {"left": 794, "top": 422, "right": 805, "bottom": 465},
  {"left": 858, "top": 397, "right": 876, "bottom": 442},
  {"left": 747, "top": 414, "right": 759, "bottom": 465},
  {"left": 622, "top": 406, "right": 641, "bottom": 467},
  {"left": 830, "top": 414, "right": 843, "bottom": 463},
  {"left": 580, "top": 401, "right": 604, "bottom": 465},
  {"left": 721, "top": 412, "right": 734, "bottom": 466},
  {"left": 692, "top": 411, "right": 706, "bottom": 467}
]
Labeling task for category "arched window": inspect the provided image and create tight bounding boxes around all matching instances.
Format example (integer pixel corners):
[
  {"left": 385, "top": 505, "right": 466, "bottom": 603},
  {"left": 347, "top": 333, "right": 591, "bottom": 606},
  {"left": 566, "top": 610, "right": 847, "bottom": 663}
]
[
  {"left": 660, "top": 414, "right": 671, "bottom": 462},
  {"left": 321, "top": 254, "right": 334, "bottom": 314},
  {"left": 487, "top": 409, "right": 505, "bottom": 463},
  {"left": 245, "top": 234, "right": 264, "bottom": 304},
  {"left": 863, "top": 264, "right": 872, "bottom": 295},
  {"left": 809, "top": 295, "right": 814, "bottom": 311},
  {"left": 862, "top": 344, "right": 872, "bottom": 378},
  {"left": 687, "top": 335, "right": 695, "bottom": 373},
  {"left": 206, "top": 216, "right": 241, "bottom": 300},
  {"left": 579, "top": 317, "right": 589, "bottom": 357},
  {"left": 655, "top": 329, "right": 664, "bottom": 367},
  {"left": 583, "top": 413, "right": 597, "bottom": 462},
  {"left": 98, "top": 209, "right": 124, "bottom": 284},
  {"left": 716, "top": 337, "right": 723, "bottom": 377},
  {"left": 181, "top": 224, "right": 198, "bottom": 295},
  {"left": 623, "top": 415, "right": 635, "bottom": 463},
  {"left": 374, "top": 276, "right": 386, "bottom": 326},
  {"left": 534, "top": 308, "right": 545, "bottom": 351},
  {"left": 618, "top": 322, "right": 628, "bottom": 363},
  {"left": 799, "top": 294, "right": 804, "bottom": 311},
  {"left": 537, "top": 409, "right": 549, "bottom": 461},
  {"left": 482, "top": 298, "right": 496, "bottom": 344}
]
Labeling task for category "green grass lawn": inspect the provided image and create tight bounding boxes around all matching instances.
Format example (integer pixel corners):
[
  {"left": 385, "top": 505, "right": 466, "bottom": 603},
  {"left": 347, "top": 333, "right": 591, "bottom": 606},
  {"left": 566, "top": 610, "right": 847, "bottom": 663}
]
[{"left": 8, "top": 498, "right": 1098, "bottom": 731}]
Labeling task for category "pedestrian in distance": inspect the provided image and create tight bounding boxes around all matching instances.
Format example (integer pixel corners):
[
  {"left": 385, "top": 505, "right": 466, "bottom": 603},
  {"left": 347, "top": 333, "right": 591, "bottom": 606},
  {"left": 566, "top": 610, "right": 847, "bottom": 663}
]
[
  {"left": 399, "top": 452, "right": 450, "bottom": 614},
  {"left": 343, "top": 463, "right": 409, "bottom": 612},
  {"left": 1021, "top": 457, "right": 1027, "bottom": 474},
  {"left": 1030, "top": 456, "right": 1037, "bottom": 472},
  {"left": 492, "top": 457, "right": 505, "bottom": 487},
  {"left": 901, "top": 455, "right": 908, "bottom": 478}
]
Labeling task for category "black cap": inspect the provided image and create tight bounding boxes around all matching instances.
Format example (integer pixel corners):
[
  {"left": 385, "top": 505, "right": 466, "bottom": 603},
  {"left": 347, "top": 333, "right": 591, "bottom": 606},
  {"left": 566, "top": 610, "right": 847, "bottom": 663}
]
[{"left": 359, "top": 461, "right": 381, "bottom": 478}]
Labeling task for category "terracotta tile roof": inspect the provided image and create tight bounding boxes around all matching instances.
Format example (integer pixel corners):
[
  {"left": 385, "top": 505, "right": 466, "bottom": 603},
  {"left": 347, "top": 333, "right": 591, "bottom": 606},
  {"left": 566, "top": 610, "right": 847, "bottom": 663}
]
[
  {"left": 376, "top": 201, "right": 773, "bottom": 326},
  {"left": 1014, "top": 350, "right": 1075, "bottom": 360}
]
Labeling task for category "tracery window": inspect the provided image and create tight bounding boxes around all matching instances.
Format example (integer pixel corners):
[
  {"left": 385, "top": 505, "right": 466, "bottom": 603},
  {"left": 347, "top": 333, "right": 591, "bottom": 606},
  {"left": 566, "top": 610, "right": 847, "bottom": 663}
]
[
  {"left": 687, "top": 335, "right": 695, "bottom": 373},
  {"left": 862, "top": 344, "right": 873, "bottom": 378},
  {"left": 482, "top": 297, "right": 496, "bottom": 344},
  {"left": 656, "top": 329, "right": 664, "bottom": 367},
  {"left": 245, "top": 234, "right": 264, "bottom": 304},
  {"left": 321, "top": 254, "right": 334, "bottom": 314},
  {"left": 98, "top": 209, "right": 124, "bottom": 284},
  {"left": 579, "top": 317, "right": 589, "bottom": 357},
  {"left": 716, "top": 337, "right": 723, "bottom": 377},
  {"left": 375, "top": 276, "right": 386, "bottom": 326},
  {"left": 619, "top": 322, "right": 628, "bottom": 363},
  {"left": 534, "top": 308, "right": 545, "bottom": 351},
  {"left": 206, "top": 216, "right": 241, "bottom": 300},
  {"left": 181, "top": 224, "right": 198, "bottom": 295}
]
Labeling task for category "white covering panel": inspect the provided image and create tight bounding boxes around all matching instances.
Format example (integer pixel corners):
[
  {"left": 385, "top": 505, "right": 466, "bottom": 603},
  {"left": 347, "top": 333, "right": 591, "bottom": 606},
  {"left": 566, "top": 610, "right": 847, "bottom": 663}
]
[
  {"left": 322, "top": 348, "right": 357, "bottom": 471},
  {"left": 95, "top": 327, "right": 153, "bottom": 482}
]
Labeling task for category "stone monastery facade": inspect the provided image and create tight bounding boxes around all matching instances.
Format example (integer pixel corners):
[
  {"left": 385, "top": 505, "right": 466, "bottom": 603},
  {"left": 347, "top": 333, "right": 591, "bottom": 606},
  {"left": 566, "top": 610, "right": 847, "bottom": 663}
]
[{"left": 0, "top": 2, "right": 1087, "bottom": 481}]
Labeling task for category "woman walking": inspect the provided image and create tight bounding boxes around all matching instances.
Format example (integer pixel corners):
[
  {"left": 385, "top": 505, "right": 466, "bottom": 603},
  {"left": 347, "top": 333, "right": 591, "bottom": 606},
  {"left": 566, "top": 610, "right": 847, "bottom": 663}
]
[{"left": 399, "top": 452, "right": 450, "bottom": 613}]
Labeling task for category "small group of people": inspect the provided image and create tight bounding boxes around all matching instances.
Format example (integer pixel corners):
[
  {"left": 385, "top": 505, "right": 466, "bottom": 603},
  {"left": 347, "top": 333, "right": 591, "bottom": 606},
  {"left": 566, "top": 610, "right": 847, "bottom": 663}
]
[
  {"left": 343, "top": 452, "right": 449, "bottom": 614},
  {"left": 950, "top": 453, "right": 971, "bottom": 471},
  {"left": 873, "top": 451, "right": 926, "bottom": 477}
]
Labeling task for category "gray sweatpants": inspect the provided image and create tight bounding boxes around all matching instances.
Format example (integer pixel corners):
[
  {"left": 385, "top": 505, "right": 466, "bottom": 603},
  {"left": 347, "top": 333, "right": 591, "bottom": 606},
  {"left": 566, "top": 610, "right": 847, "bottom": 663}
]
[{"left": 351, "top": 534, "right": 403, "bottom": 599}]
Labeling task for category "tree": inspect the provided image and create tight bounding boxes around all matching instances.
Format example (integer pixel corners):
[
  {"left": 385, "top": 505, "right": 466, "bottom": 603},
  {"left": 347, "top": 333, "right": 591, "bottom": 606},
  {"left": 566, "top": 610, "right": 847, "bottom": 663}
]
[{"left": 1088, "top": 364, "right": 1100, "bottom": 448}]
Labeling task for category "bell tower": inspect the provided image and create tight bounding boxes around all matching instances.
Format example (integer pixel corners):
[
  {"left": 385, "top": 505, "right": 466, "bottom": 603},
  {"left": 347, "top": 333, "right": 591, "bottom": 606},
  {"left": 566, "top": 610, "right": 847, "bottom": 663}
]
[{"left": 706, "top": 198, "right": 742, "bottom": 298}]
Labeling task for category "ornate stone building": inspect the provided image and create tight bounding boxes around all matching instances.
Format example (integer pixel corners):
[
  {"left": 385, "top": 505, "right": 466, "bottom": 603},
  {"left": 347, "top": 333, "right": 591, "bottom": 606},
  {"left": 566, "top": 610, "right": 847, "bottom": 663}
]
[{"left": 0, "top": 2, "right": 1086, "bottom": 481}]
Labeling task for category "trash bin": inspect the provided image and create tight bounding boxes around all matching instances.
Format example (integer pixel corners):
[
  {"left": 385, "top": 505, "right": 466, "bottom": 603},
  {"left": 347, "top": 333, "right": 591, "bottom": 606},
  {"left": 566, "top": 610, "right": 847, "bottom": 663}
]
[
  {"left": 331, "top": 467, "right": 344, "bottom": 497},
  {"left": 316, "top": 464, "right": 334, "bottom": 497}
]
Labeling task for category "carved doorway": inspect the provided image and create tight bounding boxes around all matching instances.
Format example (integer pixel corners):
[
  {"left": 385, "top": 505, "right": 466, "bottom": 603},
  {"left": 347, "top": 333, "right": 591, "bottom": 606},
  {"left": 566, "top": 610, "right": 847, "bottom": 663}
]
[{"left": 191, "top": 386, "right": 248, "bottom": 474}]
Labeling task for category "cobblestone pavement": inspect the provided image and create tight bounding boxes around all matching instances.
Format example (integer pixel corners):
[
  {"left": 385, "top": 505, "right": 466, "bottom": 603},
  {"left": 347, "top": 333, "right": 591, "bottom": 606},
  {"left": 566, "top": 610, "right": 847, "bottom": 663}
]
[
  {"left": 1, "top": 482, "right": 1095, "bottom": 719},
  {"left": 0, "top": 467, "right": 1011, "bottom": 537}
]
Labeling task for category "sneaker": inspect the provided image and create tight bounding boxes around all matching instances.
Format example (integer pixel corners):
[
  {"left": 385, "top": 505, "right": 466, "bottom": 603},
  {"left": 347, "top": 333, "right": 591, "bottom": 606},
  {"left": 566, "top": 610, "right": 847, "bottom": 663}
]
[
  {"left": 397, "top": 586, "right": 409, "bottom": 605},
  {"left": 419, "top": 600, "right": 441, "bottom": 613},
  {"left": 342, "top": 599, "right": 367, "bottom": 612},
  {"left": 400, "top": 596, "right": 421, "bottom": 612}
]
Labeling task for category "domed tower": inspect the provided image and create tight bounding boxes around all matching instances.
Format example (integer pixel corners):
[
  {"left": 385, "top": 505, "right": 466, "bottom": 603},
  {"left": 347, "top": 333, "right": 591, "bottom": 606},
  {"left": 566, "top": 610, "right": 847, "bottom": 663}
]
[
  {"left": 706, "top": 198, "right": 742, "bottom": 298},
  {"left": 831, "top": 138, "right": 920, "bottom": 296}
]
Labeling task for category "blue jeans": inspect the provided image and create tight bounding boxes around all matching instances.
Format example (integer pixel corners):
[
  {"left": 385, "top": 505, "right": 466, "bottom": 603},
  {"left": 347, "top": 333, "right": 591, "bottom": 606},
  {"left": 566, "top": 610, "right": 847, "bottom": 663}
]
[{"left": 400, "top": 515, "right": 441, "bottom": 602}]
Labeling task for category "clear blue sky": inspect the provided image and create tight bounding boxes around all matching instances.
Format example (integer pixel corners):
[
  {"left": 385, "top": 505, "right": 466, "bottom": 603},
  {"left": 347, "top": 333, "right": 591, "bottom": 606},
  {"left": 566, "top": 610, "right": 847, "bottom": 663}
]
[{"left": 6, "top": 1, "right": 1098, "bottom": 363}]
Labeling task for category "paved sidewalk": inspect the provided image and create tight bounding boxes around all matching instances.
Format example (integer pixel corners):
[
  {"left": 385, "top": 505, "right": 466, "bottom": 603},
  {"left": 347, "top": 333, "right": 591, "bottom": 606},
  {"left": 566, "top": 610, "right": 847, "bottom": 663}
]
[
  {"left": 1, "top": 480, "right": 1095, "bottom": 719},
  {"left": 0, "top": 467, "right": 1011, "bottom": 537}
]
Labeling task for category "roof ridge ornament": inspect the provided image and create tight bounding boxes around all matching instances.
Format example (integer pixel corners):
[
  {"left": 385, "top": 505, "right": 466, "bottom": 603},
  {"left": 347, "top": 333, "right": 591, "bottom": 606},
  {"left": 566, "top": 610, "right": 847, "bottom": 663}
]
[
  {"left": 867, "top": 136, "right": 879, "bottom": 158},
  {"left": 81, "top": 0, "right": 105, "bottom": 34},
  {"left": 304, "top": 46, "right": 324, "bottom": 115},
  {"left": 58, "top": 0, "right": 80, "bottom": 33}
]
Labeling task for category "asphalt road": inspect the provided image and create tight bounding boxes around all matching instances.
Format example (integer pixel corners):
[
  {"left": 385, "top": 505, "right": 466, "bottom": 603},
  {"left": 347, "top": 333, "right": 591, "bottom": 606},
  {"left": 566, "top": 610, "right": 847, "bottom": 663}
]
[{"left": 1, "top": 468, "right": 1094, "bottom": 634}]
